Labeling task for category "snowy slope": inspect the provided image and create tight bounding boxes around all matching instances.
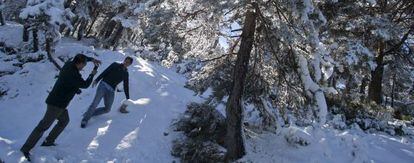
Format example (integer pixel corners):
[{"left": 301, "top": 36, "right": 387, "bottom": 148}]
[
  {"left": 242, "top": 126, "right": 414, "bottom": 163},
  {"left": 0, "top": 36, "right": 201, "bottom": 162}
]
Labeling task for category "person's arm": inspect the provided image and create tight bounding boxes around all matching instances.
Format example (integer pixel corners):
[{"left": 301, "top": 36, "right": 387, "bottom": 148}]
[
  {"left": 95, "top": 63, "right": 115, "bottom": 82},
  {"left": 123, "top": 72, "right": 130, "bottom": 99},
  {"left": 78, "top": 73, "right": 95, "bottom": 89},
  {"left": 85, "top": 56, "right": 102, "bottom": 66}
]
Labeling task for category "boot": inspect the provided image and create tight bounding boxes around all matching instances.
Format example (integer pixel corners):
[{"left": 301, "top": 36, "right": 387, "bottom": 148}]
[
  {"left": 119, "top": 104, "right": 129, "bottom": 114},
  {"left": 81, "top": 119, "right": 88, "bottom": 128},
  {"left": 41, "top": 140, "right": 56, "bottom": 147},
  {"left": 20, "top": 148, "right": 31, "bottom": 162}
]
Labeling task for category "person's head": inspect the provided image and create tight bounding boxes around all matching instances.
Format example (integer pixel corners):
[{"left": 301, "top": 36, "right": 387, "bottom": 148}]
[
  {"left": 123, "top": 56, "right": 133, "bottom": 68},
  {"left": 73, "top": 54, "right": 87, "bottom": 70}
]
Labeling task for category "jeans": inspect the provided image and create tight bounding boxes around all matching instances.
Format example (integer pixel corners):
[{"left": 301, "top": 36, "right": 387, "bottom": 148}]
[
  {"left": 21, "top": 105, "right": 69, "bottom": 152},
  {"left": 82, "top": 81, "right": 115, "bottom": 122}
]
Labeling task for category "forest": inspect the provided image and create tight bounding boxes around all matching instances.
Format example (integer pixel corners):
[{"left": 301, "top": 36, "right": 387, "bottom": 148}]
[{"left": 0, "top": 0, "right": 413, "bottom": 162}]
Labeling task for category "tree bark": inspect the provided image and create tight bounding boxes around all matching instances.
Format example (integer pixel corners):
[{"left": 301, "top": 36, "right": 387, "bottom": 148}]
[
  {"left": 368, "top": 43, "right": 385, "bottom": 104},
  {"left": 77, "top": 19, "right": 88, "bottom": 41},
  {"left": 0, "top": 11, "right": 5, "bottom": 26},
  {"left": 360, "top": 77, "right": 369, "bottom": 102},
  {"left": 0, "top": 0, "right": 4, "bottom": 26},
  {"left": 225, "top": 9, "right": 256, "bottom": 161},
  {"left": 32, "top": 29, "right": 39, "bottom": 52},
  {"left": 23, "top": 24, "right": 29, "bottom": 42},
  {"left": 103, "top": 20, "right": 117, "bottom": 39},
  {"left": 108, "top": 22, "right": 124, "bottom": 50},
  {"left": 368, "top": 29, "right": 412, "bottom": 104},
  {"left": 85, "top": 16, "right": 98, "bottom": 37},
  {"left": 46, "top": 37, "right": 62, "bottom": 70},
  {"left": 391, "top": 74, "right": 396, "bottom": 107}
]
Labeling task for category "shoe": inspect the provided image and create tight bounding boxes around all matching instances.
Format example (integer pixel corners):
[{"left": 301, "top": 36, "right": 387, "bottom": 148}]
[
  {"left": 119, "top": 104, "right": 129, "bottom": 114},
  {"left": 41, "top": 140, "right": 56, "bottom": 147},
  {"left": 20, "top": 149, "right": 31, "bottom": 162},
  {"left": 81, "top": 120, "right": 88, "bottom": 128}
]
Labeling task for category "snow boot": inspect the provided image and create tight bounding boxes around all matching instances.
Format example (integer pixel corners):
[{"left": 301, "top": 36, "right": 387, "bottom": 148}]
[
  {"left": 41, "top": 140, "right": 56, "bottom": 147},
  {"left": 119, "top": 104, "right": 129, "bottom": 114},
  {"left": 20, "top": 149, "right": 31, "bottom": 162},
  {"left": 81, "top": 120, "right": 88, "bottom": 128}
]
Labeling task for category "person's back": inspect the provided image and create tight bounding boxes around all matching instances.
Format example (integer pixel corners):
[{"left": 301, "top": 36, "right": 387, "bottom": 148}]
[
  {"left": 100, "top": 62, "right": 129, "bottom": 90},
  {"left": 46, "top": 61, "right": 93, "bottom": 108}
]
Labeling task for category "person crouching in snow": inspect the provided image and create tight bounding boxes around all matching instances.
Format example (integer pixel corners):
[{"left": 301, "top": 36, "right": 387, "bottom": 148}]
[
  {"left": 20, "top": 54, "right": 101, "bottom": 161},
  {"left": 81, "top": 56, "right": 133, "bottom": 128}
]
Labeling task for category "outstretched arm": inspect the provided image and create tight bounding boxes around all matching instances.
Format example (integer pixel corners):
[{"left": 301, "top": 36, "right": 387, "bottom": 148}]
[
  {"left": 78, "top": 74, "right": 95, "bottom": 89},
  {"left": 85, "top": 56, "right": 102, "bottom": 66},
  {"left": 95, "top": 63, "right": 116, "bottom": 82}
]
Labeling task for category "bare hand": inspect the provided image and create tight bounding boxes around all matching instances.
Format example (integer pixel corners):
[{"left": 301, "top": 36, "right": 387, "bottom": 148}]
[
  {"left": 92, "top": 80, "right": 98, "bottom": 88},
  {"left": 92, "top": 59, "right": 102, "bottom": 67},
  {"left": 91, "top": 69, "right": 98, "bottom": 75}
]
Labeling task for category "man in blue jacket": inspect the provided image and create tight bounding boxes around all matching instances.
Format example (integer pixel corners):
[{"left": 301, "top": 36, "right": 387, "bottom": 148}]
[
  {"left": 20, "top": 54, "right": 101, "bottom": 161},
  {"left": 81, "top": 56, "right": 133, "bottom": 128}
]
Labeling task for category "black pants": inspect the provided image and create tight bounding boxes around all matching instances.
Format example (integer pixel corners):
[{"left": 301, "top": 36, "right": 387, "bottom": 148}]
[{"left": 21, "top": 105, "right": 69, "bottom": 152}]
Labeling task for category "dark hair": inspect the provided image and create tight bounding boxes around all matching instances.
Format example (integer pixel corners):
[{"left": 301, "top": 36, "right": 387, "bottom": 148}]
[
  {"left": 73, "top": 54, "right": 87, "bottom": 65},
  {"left": 125, "top": 56, "right": 133, "bottom": 63}
]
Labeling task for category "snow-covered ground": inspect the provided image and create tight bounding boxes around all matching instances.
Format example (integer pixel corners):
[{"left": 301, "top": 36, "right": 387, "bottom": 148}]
[
  {"left": 0, "top": 24, "right": 201, "bottom": 162},
  {"left": 1, "top": 23, "right": 414, "bottom": 163},
  {"left": 243, "top": 126, "right": 414, "bottom": 163}
]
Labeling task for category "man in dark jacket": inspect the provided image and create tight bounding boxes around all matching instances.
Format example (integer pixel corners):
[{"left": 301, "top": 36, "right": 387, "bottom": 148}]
[
  {"left": 81, "top": 57, "right": 133, "bottom": 128},
  {"left": 20, "top": 54, "right": 101, "bottom": 161}
]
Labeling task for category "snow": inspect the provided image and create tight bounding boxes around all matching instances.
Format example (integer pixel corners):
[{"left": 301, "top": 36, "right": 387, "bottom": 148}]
[
  {"left": 0, "top": 37, "right": 201, "bottom": 162},
  {"left": 297, "top": 54, "right": 328, "bottom": 125},
  {"left": 0, "top": 22, "right": 23, "bottom": 47},
  {"left": 242, "top": 126, "right": 414, "bottom": 163}
]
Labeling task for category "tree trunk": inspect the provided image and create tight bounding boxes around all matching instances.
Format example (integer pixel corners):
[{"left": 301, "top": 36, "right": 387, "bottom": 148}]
[
  {"left": 23, "top": 24, "right": 29, "bottom": 42},
  {"left": 77, "top": 19, "right": 88, "bottom": 41},
  {"left": 360, "top": 76, "right": 369, "bottom": 102},
  {"left": 64, "top": 0, "right": 74, "bottom": 8},
  {"left": 108, "top": 22, "right": 124, "bottom": 50},
  {"left": 225, "top": 9, "right": 256, "bottom": 161},
  {"left": 32, "top": 29, "right": 39, "bottom": 52},
  {"left": 0, "top": 11, "right": 5, "bottom": 26},
  {"left": 85, "top": 16, "right": 98, "bottom": 37},
  {"left": 46, "top": 37, "right": 62, "bottom": 70},
  {"left": 72, "top": 19, "right": 82, "bottom": 37},
  {"left": 368, "top": 43, "right": 385, "bottom": 104},
  {"left": 391, "top": 74, "right": 396, "bottom": 107},
  {"left": 103, "top": 20, "right": 117, "bottom": 39}
]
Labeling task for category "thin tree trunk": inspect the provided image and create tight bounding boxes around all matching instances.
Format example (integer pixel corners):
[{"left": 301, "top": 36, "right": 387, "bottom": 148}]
[
  {"left": 225, "top": 9, "right": 256, "bottom": 161},
  {"left": 391, "top": 74, "right": 396, "bottom": 107},
  {"left": 72, "top": 20, "right": 82, "bottom": 37},
  {"left": 103, "top": 20, "right": 117, "bottom": 39},
  {"left": 0, "top": 0, "right": 4, "bottom": 26},
  {"left": 46, "top": 37, "right": 61, "bottom": 70},
  {"left": 360, "top": 77, "right": 368, "bottom": 102},
  {"left": 85, "top": 16, "right": 98, "bottom": 37},
  {"left": 0, "top": 11, "right": 5, "bottom": 26},
  {"left": 110, "top": 23, "right": 124, "bottom": 50},
  {"left": 32, "top": 29, "right": 39, "bottom": 52},
  {"left": 77, "top": 19, "right": 88, "bottom": 41},
  {"left": 23, "top": 24, "right": 29, "bottom": 42}
]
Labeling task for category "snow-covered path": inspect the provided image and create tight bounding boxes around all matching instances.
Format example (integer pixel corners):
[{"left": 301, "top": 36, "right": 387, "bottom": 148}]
[{"left": 0, "top": 43, "right": 199, "bottom": 162}]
